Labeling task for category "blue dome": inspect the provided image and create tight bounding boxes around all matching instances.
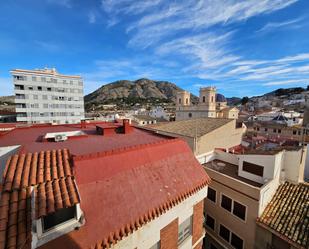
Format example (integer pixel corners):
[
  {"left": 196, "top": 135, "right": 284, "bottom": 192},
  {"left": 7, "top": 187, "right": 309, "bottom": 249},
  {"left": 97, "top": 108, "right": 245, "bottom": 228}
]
[{"left": 216, "top": 93, "right": 227, "bottom": 102}]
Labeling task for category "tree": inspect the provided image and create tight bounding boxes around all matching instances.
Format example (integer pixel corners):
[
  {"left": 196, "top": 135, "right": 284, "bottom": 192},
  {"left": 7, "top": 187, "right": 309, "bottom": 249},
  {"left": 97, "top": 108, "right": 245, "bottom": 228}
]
[{"left": 241, "top": 96, "right": 249, "bottom": 105}]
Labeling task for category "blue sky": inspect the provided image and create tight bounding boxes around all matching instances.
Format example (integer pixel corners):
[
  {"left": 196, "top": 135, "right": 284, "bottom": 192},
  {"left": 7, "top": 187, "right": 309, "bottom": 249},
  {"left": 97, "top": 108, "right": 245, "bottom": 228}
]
[{"left": 1, "top": 0, "right": 309, "bottom": 97}]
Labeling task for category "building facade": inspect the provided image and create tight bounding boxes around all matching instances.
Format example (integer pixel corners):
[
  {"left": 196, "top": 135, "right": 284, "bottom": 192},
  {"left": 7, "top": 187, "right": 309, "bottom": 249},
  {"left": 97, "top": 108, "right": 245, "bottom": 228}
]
[
  {"left": 175, "top": 87, "right": 239, "bottom": 121},
  {"left": 202, "top": 142, "right": 306, "bottom": 249},
  {"left": 12, "top": 68, "right": 84, "bottom": 124}
]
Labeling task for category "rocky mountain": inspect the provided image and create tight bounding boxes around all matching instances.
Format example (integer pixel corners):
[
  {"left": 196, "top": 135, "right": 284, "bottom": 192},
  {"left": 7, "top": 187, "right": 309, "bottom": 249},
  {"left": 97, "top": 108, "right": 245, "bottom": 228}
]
[
  {"left": 84, "top": 78, "right": 198, "bottom": 105},
  {"left": 0, "top": 96, "right": 14, "bottom": 104}
]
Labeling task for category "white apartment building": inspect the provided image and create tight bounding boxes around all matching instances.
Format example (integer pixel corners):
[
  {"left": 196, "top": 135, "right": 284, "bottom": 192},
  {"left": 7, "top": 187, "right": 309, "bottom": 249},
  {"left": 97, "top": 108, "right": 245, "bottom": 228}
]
[{"left": 11, "top": 68, "right": 84, "bottom": 124}]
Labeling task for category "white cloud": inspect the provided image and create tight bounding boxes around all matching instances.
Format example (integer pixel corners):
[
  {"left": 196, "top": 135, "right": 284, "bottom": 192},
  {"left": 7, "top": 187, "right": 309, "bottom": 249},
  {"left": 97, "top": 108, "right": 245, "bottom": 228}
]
[
  {"left": 88, "top": 12, "right": 96, "bottom": 24},
  {"left": 256, "top": 17, "right": 303, "bottom": 33},
  {"left": 96, "top": 0, "right": 305, "bottom": 93},
  {"left": 263, "top": 79, "right": 306, "bottom": 86},
  {"left": 35, "top": 41, "right": 60, "bottom": 52}
]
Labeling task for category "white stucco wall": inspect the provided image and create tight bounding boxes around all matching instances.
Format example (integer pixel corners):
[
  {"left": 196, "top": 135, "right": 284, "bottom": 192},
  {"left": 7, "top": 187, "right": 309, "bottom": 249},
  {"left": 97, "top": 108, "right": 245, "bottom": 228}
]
[{"left": 112, "top": 186, "right": 208, "bottom": 249}]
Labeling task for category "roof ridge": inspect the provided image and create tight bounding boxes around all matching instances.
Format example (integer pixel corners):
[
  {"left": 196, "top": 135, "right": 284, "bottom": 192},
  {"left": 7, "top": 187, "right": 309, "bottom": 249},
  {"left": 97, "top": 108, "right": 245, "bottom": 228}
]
[{"left": 73, "top": 137, "right": 180, "bottom": 161}]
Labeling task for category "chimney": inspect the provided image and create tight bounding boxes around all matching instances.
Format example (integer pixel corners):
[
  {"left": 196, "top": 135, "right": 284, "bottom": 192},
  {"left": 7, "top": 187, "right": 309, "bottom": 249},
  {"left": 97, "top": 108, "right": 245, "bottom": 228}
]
[
  {"left": 81, "top": 120, "right": 86, "bottom": 129},
  {"left": 123, "top": 119, "right": 132, "bottom": 134}
]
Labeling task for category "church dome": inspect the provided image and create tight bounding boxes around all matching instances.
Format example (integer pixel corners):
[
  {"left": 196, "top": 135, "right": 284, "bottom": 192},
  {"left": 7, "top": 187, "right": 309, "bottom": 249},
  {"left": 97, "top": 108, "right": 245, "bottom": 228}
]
[{"left": 216, "top": 93, "right": 227, "bottom": 102}]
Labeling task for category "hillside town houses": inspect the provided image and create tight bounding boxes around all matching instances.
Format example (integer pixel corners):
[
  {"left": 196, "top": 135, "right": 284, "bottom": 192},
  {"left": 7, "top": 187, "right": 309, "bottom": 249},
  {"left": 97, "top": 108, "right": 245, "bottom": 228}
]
[{"left": 0, "top": 70, "right": 308, "bottom": 249}]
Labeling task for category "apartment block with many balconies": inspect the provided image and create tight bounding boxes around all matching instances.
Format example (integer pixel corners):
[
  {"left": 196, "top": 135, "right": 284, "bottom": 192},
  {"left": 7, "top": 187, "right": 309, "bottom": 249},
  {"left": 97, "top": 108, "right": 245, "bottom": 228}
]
[{"left": 11, "top": 68, "right": 84, "bottom": 124}]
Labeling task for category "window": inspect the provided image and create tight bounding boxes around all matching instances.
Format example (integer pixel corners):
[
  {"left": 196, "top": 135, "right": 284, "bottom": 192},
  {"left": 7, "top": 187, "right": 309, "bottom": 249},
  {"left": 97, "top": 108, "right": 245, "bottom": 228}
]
[
  {"left": 28, "top": 86, "right": 33, "bottom": 90},
  {"left": 207, "top": 187, "right": 216, "bottom": 203},
  {"left": 186, "top": 98, "right": 188, "bottom": 104},
  {"left": 43, "top": 95, "right": 48, "bottom": 100},
  {"left": 47, "top": 87, "right": 51, "bottom": 91},
  {"left": 264, "top": 128, "right": 268, "bottom": 132},
  {"left": 33, "top": 95, "right": 38, "bottom": 100},
  {"left": 41, "top": 77, "right": 46, "bottom": 82},
  {"left": 219, "top": 224, "right": 230, "bottom": 242},
  {"left": 203, "top": 96, "right": 206, "bottom": 102},
  {"left": 178, "top": 216, "right": 192, "bottom": 245},
  {"left": 14, "top": 84, "right": 24, "bottom": 90},
  {"left": 293, "top": 130, "right": 297, "bottom": 135},
  {"left": 231, "top": 233, "right": 244, "bottom": 249},
  {"left": 298, "top": 130, "right": 301, "bottom": 135},
  {"left": 273, "top": 129, "right": 277, "bottom": 133},
  {"left": 211, "top": 96, "right": 214, "bottom": 102},
  {"left": 179, "top": 98, "right": 181, "bottom": 104},
  {"left": 38, "top": 86, "right": 42, "bottom": 91},
  {"left": 221, "top": 195, "right": 232, "bottom": 212},
  {"left": 243, "top": 161, "right": 264, "bottom": 177},
  {"left": 188, "top": 113, "right": 192, "bottom": 118},
  {"left": 278, "top": 129, "right": 281, "bottom": 134},
  {"left": 205, "top": 214, "right": 215, "bottom": 230},
  {"left": 233, "top": 201, "right": 246, "bottom": 221},
  {"left": 257, "top": 127, "right": 260, "bottom": 131},
  {"left": 32, "top": 76, "right": 37, "bottom": 81}
]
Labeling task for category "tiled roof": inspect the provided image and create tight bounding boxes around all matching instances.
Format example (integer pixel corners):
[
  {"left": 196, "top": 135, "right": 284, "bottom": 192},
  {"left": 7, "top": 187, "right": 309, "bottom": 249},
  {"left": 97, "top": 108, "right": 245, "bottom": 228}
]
[
  {"left": 257, "top": 182, "right": 309, "bottom": 249},
  {"left": 40, "top": 139, "right": 210, "bottom": 249},
  {"left": 35, "top": 177, "right": 79, "bottom": 219},
  {"left": 0, "top": 189, "right": 32, "bottom": 249},
  {"left": 0, "top": 149, "right": 80, "bottom": 249},
  {"left": 2, "top": 149, "right": 72, "bottom": 191},
  {"left": 147, "top": 118, "right": 233, "bottom": 138}
]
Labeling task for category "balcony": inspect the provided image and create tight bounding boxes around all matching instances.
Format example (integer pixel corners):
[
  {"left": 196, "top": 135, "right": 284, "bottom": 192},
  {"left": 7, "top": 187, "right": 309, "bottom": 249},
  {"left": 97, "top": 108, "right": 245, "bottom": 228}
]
[{"left": 203, "top": 159, "right": 263, "bottom": 200}]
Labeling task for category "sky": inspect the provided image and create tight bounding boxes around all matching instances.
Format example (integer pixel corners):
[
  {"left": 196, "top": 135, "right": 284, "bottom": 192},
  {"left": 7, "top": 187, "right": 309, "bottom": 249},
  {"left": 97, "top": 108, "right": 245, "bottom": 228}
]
[{"left": 1, "top": 0, "right": 309, "bottom": 97}]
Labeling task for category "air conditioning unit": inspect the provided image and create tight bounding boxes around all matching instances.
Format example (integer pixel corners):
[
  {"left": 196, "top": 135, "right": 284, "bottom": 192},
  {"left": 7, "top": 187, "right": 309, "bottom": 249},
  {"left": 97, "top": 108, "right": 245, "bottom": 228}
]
[{"left": 54, "top": 134, "right": 67, "bottom": 142}]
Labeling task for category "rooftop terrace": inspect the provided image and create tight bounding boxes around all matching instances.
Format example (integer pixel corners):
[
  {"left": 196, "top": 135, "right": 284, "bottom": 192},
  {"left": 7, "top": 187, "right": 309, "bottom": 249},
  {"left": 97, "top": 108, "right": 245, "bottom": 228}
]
[
  {"left": 203, "top": 159, "right": 263, "bottom": 187},
  {"left": 0, "top": 122, "right": 170, "bottom": 155}
]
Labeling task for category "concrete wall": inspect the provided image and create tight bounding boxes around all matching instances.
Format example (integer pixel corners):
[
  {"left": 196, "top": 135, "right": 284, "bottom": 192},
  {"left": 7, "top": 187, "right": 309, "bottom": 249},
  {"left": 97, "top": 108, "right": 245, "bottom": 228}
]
[
  {"left": 283, "top": 148, "right": 306, "bottom": 183},
  {"left": 204, "top": 179, "right": 259, "bottom": 249},
  {"left": 237, "top": 154, "right": 279, "bottom": 184},
  {"left": 112, "top": 186, "right": 207, "bottom": 249},
  {"left": 196, "top": 120, "right": 244, "bottom": 156}
]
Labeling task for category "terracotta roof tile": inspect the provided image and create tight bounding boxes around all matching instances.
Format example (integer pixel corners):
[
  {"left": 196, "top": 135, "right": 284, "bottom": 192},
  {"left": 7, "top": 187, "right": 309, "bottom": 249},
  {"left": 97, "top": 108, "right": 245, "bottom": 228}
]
[
  {"left": 2, "top": 149, "right": 72, "bottom": 191},
  {"left": 257, "top": 182, "right": 309, "bottom": 249},
  {"left": 0, "top": 149, "right": 80, "bottom": 249},
  {"left": 0, "top": 189, "right": 31, "bottom": 249},
  {"left": 35, "top": 177, "right": 80, "bottom": 219}
]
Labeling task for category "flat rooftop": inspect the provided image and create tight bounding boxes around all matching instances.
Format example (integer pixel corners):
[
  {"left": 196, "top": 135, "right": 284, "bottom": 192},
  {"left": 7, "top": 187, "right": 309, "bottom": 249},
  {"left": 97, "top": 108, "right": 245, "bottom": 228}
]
[
  {"left": 0, "top": 122, "right": 171, "bottom": 155},
  {"left": 203, "top": 159, "right": 263, "bottom": 187}
]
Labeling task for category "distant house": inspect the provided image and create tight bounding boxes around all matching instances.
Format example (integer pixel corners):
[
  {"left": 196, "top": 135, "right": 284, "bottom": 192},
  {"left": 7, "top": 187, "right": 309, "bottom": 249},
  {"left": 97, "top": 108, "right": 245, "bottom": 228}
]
[
  {"left": 149, "top": 106, "right": 169, "bottom": 120},
  {"left": 145, "top": 117, "right": 246, "bottom": 160},
  {"left": 132, "top": 114, "right": 166, "bottom": 126}
]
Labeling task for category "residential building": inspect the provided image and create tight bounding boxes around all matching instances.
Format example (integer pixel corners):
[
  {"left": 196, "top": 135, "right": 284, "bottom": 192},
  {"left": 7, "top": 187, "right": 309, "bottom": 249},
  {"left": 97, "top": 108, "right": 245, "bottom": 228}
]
[
  {"left": 11, "top": 68, "right": 85, "bottom": 124},
  {"left": 145, "top": 118, "right": 246, "bottom": 160},
  {"left": 0, "top": 120, "right": 210, "bottom": 249},
  {"left": 202, "top": 140, "right": 306, "bottom": 249},
  {"left": 0, "top": 111, "right": 16, "bottom": 123},
  {"left": 149, "top": 106, "right": 170, "bottom": 120},
  {"left": 132, "top": 114, "right": 167, "bottom": 126},
  {"left": 256, "top": 182, "right": 309, "bottom": 249},
  {"left": 175, "top": 87, "right": 239, "bottom": 121}
]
